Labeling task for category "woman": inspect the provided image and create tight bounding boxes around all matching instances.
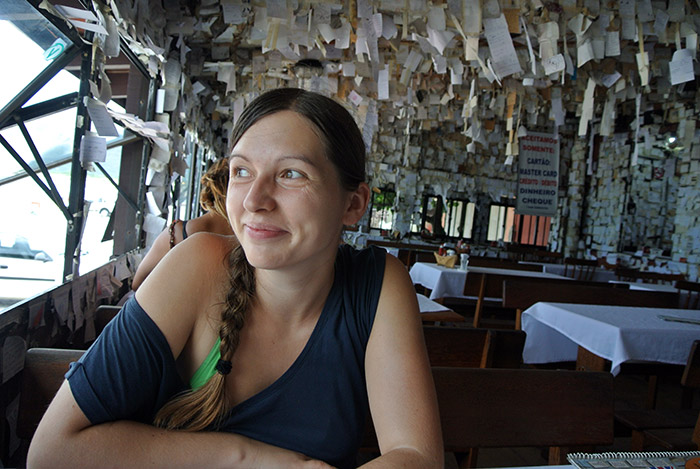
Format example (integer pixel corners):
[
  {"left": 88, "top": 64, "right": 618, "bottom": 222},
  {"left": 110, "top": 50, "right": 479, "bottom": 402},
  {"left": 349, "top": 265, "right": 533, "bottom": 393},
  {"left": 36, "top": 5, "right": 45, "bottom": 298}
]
[
  {"left": 28, "top": 88, "right": 442, "bottom": 468},
  {"left": 131, "top": 157, "right": 234, "bottom": 290}
]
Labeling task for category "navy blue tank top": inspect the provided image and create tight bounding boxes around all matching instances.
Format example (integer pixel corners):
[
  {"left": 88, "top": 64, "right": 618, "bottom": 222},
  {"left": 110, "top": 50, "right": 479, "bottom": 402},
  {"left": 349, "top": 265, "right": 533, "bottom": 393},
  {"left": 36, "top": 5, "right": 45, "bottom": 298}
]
[{"left": 66, "top": 245, "right": 386, "bottom": 468}]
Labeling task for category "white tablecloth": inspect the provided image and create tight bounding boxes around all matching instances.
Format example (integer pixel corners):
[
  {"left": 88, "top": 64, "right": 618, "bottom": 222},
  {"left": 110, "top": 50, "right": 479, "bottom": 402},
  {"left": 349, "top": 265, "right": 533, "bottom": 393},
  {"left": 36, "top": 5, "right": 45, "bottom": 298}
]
[
  {"left": 522, "top": 302, "right": 700, "bottom": 375},
  {"left": 409, "top": 262, "right": 569, "bottom": 300}
]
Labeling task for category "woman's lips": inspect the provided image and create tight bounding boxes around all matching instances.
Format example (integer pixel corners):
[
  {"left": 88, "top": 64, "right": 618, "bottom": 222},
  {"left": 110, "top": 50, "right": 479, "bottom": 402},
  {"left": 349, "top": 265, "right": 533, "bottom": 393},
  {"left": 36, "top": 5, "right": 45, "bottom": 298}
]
[{"left": 244, "top": 224, "right": 287, "bottom": 240}]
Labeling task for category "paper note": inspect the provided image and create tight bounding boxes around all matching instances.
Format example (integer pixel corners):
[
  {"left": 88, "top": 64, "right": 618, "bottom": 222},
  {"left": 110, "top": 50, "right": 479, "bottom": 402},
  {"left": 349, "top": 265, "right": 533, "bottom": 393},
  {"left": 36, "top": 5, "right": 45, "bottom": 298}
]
[
  {"left": 483, "top": 14, "right": 522, "bottom": 79},
  {"left": 605, "top": 30, "right": 621, "bottom": 56},
  {"left": 79, "top": 133, "right": 107, "bottom": 163},
  {"left": 2, "top": 337, "right": 25, "bottom": 384},
  {"left": 636, "top": 51, "right": 649, "bottom": 86},
  {"left": 543, "top": 54, "right": 565, "bottom": 75},
  {"left": 86, "top": 98, "right": 119, "bottom": 137},
  {"left": 462, "top": 0, "right": 482, "bottom": 34},
  {"left": 378, "top": 67, "right": 389, "bottom": 100},
  {"left": 669, "top": 49, "right": 695, "bottom": 85}
]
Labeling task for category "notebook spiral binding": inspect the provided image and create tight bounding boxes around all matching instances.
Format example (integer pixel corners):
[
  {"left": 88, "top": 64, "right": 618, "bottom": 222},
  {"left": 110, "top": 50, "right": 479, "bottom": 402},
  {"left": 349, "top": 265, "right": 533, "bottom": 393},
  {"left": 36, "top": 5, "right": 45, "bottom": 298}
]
[{"left": 568, "top": 450, "right": 700, "bottom": 459}]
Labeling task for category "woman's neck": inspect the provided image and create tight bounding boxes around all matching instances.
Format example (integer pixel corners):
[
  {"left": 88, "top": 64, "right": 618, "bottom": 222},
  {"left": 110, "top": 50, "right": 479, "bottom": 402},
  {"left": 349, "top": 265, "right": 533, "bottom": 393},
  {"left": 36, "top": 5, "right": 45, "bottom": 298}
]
[{"left": 252, "top": 250, "right": 336, "bottom": 326}]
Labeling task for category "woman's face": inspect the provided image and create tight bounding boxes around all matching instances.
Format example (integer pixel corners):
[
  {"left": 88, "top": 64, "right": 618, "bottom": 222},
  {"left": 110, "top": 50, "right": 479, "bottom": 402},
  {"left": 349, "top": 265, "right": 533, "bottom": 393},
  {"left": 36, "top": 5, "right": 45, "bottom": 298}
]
[{"left": 227, "top": 110, "right": 361, "bottom": 271}]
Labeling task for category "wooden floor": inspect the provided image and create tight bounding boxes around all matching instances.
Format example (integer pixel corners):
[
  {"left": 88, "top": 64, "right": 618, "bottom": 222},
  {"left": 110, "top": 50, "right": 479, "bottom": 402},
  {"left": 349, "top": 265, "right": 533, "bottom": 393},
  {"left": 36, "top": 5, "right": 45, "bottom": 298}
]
[{"left": 447, "top": 371, "right": 699, "bottom": 468}]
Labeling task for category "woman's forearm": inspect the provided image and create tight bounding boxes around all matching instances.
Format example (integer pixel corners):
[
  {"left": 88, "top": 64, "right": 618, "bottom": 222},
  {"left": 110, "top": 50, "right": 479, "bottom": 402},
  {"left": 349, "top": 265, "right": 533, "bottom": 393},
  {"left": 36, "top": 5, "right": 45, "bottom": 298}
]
[
  {"left": 358, "top": 446, "right": 443, "bottom": 468},
  {"left": 28, "top": 419, "right": 331, "bottom": 469},
  {"left": 28, "top": 419, "right": 257, "bottom": 469}
]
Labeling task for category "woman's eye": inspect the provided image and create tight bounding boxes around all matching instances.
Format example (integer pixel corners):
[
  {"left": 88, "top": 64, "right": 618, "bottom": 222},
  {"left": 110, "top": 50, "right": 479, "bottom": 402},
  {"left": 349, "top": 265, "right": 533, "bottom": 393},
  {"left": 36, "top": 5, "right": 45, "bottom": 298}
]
[
  {"left": 233, "top": 167, "right": 250, "bottom": 178},
  {"left": 281, "top": 169, "right": 304, "bottom": 179}
]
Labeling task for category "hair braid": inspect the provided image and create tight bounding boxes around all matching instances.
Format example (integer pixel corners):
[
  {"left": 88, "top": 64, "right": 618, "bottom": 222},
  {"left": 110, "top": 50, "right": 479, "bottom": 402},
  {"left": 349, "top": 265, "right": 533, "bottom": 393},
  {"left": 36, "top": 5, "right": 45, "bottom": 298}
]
[{"left": 153, "top": 243, "right": 255, "bottom": 431}]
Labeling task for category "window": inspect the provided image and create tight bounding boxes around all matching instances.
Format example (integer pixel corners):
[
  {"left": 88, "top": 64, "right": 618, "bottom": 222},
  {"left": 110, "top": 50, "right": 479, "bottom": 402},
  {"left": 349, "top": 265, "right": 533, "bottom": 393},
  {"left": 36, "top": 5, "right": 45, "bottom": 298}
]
[
  {"left": 420, "top": 195, "right": 475, "bottom": 240},
  {"left": 445, "top": 199, "right": 476, "bottom": 239},
  {"left": 368, "top": 188, "right": 396, "bottom": 231},
  {"left": 420, "top": 195, "right": 443, "bottom": 236},
  {"left": 487, "top": 204, "right": 515, "bottom": 242},
  {"left": 512, "top": 214, "right": 551, "bottom": 246}
]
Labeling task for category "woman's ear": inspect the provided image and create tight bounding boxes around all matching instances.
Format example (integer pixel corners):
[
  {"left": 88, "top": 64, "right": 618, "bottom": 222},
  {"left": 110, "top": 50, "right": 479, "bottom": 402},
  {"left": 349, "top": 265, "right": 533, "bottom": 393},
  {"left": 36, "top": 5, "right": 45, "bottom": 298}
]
[{"left": 342, "top": 182, "right": 370, "bottom": 226}]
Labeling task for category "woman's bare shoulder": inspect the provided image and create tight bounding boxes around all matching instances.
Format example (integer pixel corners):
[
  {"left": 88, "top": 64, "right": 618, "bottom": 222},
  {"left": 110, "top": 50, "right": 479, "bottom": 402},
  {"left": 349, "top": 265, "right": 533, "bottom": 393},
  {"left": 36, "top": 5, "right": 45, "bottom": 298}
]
[{"left": 135, "top": 233, "right": 234, "bottom": 308}]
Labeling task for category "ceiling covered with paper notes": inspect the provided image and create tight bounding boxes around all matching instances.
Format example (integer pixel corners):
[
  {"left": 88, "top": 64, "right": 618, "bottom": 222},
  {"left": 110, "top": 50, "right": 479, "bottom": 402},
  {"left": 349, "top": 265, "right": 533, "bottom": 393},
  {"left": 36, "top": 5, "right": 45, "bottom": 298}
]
[{"left": 45, "top": 0, "right": 700, "bottom": 266}]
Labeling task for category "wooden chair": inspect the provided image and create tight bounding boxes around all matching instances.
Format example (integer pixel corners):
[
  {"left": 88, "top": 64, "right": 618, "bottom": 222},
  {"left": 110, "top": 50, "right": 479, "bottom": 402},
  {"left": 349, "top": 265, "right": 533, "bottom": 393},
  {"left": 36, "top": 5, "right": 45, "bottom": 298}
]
[
  {"left": 17, "top": 348, "right": 85, "bottom": 444},
  {"left": 616, "top": 267, "right": 686, "bottom": 285},
  {"left": 616, "top": 340, "right": 700, "bottom": 451},
  {"left": 362, "top": 367, "right": 614, "bottom": 467},
  {"left": 423, "top": 326, "right": 525, "bottom": 369},
  {"left": 94, "top": 305, "right": 121, "bottom": 335},
  {"left": 468, "top": 256, "right": 544, "bottom": 272},
  {"left": 502, "top": 279, "right": 679, "bottom": 330},
  {"left": 676, "top": 280, "right": 700, "bottom": 309},
  {"left": 563, "top": 257, "right": 598, "bottom": 281}
]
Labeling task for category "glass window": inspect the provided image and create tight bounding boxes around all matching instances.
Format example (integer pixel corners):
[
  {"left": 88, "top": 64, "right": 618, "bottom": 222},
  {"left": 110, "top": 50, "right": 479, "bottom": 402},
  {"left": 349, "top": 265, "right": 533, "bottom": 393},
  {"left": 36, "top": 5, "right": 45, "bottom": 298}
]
[
  {"left": 369, "top": 189, "right": 396, "bottom": 231},
  {"left": 421, "top": 195, "right": 442, "bottom": 236},
  {"left": 445, "top": 199, "right": 476, "bottom": 239},
  {"left": 487, "top": 204, "right": 515, "bottom": 242},
  {"left": 0, "top": 0, "right": 75, "bottom": 111},
  {"left": 512, "top": 214, "right": 551, "bottom": 246}
]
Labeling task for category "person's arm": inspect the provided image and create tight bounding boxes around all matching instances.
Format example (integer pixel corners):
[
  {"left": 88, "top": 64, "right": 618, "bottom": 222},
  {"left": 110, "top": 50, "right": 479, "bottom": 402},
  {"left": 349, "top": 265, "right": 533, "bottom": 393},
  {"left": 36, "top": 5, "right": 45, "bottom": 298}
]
[
  {"left": 360, "top": 254, "right": 443, "bottom": 468},
  {"left": 131, "top": 221, "right": 182, "bottom": 291},
  {"left": 28, "top": 234, "right": 334, "bottom": 469}
]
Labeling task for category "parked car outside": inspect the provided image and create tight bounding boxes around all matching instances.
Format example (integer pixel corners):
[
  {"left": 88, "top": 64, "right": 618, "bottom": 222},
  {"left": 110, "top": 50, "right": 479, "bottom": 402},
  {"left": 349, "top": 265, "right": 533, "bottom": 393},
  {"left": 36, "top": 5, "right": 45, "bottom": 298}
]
[{"left": 0, "top": 234, "right": 62, "bottom": 309}]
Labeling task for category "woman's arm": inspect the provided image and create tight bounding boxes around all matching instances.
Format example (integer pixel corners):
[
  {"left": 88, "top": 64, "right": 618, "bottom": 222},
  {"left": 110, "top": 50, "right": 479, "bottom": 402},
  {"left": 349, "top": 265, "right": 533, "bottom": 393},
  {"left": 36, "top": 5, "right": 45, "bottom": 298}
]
[
  {"left": 361, "top": 254, "right": 443, "bottom": 468},
  {"left": 29, "top": 234, "right": 333, "bottom": 469},
  {"left": 28, "top": 381, "right": 333, "bottom": 469}
]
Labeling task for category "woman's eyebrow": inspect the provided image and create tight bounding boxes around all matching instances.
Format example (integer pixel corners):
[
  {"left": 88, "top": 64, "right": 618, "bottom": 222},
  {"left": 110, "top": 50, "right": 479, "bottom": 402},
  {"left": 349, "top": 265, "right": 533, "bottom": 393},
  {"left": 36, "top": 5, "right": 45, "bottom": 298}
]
[{"left": 230, "top": 154, "right": 318, "bottom": 167}]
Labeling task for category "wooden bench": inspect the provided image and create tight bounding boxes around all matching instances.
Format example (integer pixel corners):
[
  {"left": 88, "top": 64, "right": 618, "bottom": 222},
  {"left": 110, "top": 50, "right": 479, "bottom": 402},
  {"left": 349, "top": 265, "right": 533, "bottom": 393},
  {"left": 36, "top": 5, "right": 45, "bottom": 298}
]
[
  {"left": 362, "top": 367, "right": 614, "bottom": 467},
  {"left": 17, "top": 348, "right": 85, "bottom": 443},
  {"left": 502, "top": 279, "right": 678, "bottom": 330},
  {"left": 423, "top": 326, "right": 525, "bottom": 369},
  {"left": 616, "top": 340, "right": 700, "bottom": 451}
]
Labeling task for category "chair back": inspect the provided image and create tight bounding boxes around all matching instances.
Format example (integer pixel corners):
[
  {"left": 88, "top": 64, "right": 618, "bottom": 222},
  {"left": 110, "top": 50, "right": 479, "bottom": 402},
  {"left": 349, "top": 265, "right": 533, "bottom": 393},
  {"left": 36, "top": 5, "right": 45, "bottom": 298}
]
[
  {"left": 423, "top": 326, "right": 525, "bottom": 369},
  {"left": 468, "top": 256, "right": 543, "bottom": 272},
  {"left": 503, "top": 279, "right": 679, "bottom": 311},
  {"left": 362, "top": 367, "right": 615, "bottom": 465},
  {"left": 676, "top": 280, "right": 700, "bottom": 310},
  {"left": 564, "top": 257, "right": 598, "bottom": 281},
  {"left": 17, "top": 348, "right": 85, "bottom": 441}
]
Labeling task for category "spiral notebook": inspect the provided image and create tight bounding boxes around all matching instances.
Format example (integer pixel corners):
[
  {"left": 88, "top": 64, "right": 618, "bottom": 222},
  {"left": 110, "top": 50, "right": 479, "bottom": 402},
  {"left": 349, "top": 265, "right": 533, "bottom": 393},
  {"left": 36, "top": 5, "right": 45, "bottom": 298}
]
[{"left": 567, "top": 451, "right": 700, "bottom": 469}]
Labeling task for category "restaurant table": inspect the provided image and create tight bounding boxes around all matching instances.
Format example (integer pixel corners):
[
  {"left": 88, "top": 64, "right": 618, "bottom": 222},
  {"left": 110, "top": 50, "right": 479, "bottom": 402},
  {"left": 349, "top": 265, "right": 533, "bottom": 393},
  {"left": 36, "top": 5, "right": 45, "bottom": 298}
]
[
  {"left": 409, "top": 262, "right": 570, "bottom": 300},
  {"left": 521, "top": 302, "right": 700, "bottom": 375},
  {"left": 416, "top": 293, "right": 465, "bottom": 323}
]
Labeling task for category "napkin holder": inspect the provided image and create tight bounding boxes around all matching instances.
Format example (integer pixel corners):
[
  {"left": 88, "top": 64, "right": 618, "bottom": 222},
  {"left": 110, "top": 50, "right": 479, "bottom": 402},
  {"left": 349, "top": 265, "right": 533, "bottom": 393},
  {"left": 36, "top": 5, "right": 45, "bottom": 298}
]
[{"left": 434, "top": 253, "right": 458, "bottom": 268}]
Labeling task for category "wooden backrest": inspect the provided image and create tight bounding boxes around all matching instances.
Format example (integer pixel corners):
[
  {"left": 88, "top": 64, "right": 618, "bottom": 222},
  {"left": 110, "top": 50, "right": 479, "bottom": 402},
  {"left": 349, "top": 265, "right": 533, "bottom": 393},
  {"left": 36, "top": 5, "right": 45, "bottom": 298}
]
[
  {"left": 414, "top": 251, "right": 437, "bottom": 264},
  {"left": 464, "top": 273, "right": 627, "bottom": 299},
  {"left": 17, "top": 348, "right": 85, "bottom": 440},
  {"left": 423, "top": 326, "right": 525, "bottom": 369},
  {"left": 681, "top": 340, "right": 700, "bottom": 389},
  {"left": 564, "top": 257, "right": 598, "bottom": 281},
  {"left": 94, "top": 305, "right": 121, "bottom": 335},
  {"left": 676, "top": 280, "right": 700, "bottom": 310},
  {"left": 616, "top": 267, "right": 686, "bottom": 285},
  {"left": 503, "top": 279, "right": 679, "bottom": 311},
  {"left": 362, "top": 367, "right": 614, "bottom": 460},
  {"left": 468, "top": 256, "right": 544, "bottom": 272}
]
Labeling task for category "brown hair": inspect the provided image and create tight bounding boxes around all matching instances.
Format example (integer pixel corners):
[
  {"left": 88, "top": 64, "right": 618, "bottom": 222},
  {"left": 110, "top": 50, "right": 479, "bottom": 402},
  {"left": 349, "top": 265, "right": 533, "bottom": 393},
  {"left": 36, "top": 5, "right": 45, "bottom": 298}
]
[
  {"left": 199, "top": 157, "right": 229, "bottom": 219},
  {"left": 154, "top": 88, "right": 365, "bottom": 431}
]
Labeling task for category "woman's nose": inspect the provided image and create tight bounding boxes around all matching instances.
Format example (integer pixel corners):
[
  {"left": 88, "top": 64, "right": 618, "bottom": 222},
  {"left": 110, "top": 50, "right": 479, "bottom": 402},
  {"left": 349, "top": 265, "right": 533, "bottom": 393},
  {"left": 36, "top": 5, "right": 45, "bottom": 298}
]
[{"left": 243, "top": 176, "right": 276, "bottom": 212}]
